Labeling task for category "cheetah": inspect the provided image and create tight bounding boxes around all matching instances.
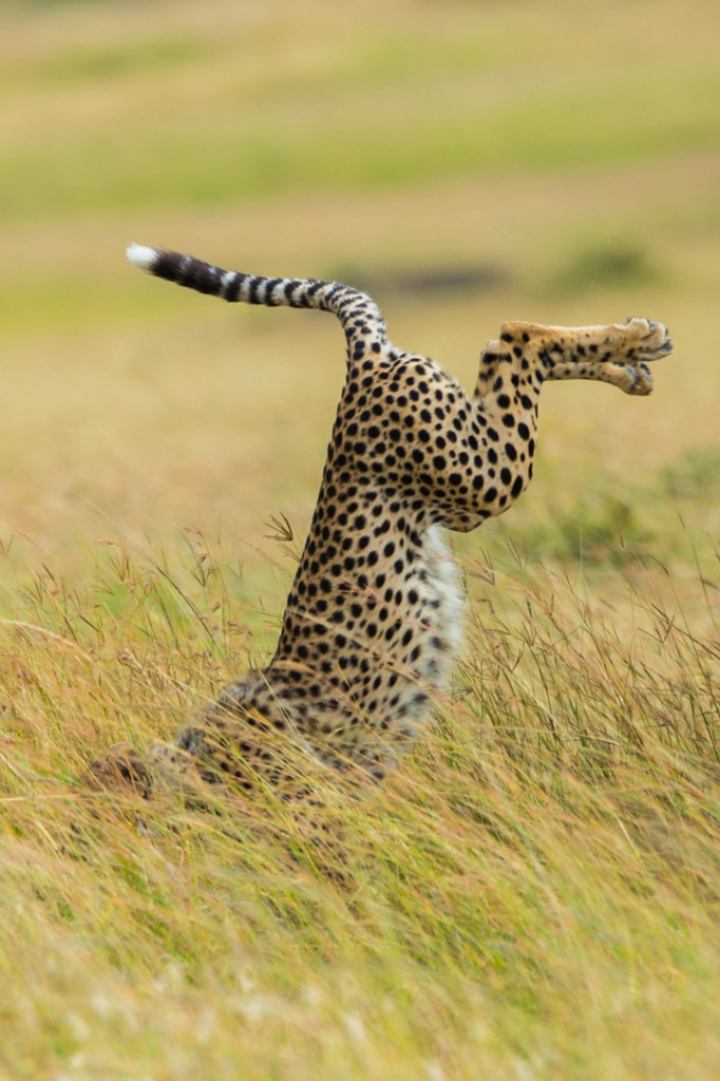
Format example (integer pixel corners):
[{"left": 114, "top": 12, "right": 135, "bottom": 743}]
[{"left": 90, "top": 244, "right": 672, "bottom": 801}]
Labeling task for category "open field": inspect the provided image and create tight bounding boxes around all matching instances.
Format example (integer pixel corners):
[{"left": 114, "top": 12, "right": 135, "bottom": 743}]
[{"left": 1, "top": 0, "right": 720, "bottom": 1077}]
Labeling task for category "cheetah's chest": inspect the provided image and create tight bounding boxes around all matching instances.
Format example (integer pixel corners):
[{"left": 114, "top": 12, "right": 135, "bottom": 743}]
[{"left": 412, "top": 525, "right": 464, "bottom": 690}]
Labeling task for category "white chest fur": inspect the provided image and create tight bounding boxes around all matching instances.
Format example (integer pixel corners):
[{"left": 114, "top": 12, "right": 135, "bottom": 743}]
[{"left": 415, "top": 524, "right": 465, "bottom": 691}]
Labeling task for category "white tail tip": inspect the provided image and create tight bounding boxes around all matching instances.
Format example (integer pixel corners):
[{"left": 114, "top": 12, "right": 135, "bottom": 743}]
[{"left": 126, "top": 243, "right": 158, "bottom": 272}]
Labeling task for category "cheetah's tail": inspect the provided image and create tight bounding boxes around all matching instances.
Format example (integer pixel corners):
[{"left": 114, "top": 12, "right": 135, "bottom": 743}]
[{"left": 126, "top": 244, "right": 387, "bottom": 350}]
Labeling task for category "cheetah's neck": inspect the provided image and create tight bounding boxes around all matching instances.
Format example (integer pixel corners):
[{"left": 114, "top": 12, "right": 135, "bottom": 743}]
[{"left": 270, "top": 487, "right": 464, "bottom": 745}]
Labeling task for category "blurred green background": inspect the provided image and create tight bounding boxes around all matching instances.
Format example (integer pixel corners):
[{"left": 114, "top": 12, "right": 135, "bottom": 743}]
[{"left": 0, "top": 0, "right": 719, "bottom": 612}]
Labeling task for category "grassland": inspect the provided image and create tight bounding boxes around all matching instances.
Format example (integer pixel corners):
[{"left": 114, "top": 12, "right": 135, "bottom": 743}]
[{"left": 1, "top": 0, "right": 720, "bottom": 1077}]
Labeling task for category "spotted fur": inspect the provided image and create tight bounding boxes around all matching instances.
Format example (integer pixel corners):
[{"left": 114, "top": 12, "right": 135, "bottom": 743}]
[{"left": 91, "top": 246, "right": 672, "bottom": 799}]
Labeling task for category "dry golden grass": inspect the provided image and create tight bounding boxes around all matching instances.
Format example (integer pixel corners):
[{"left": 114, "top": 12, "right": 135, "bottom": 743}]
[{"left": 1, "top": 0, "right": 720, "bottom": 1076}]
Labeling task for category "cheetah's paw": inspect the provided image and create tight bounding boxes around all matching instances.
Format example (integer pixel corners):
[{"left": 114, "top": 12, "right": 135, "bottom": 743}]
[
  {"left": 621, "top": 318, "right": 673, "bottom": 363},
  {"left": 623, "top": 361, "right": 653, "bottom": 396}
]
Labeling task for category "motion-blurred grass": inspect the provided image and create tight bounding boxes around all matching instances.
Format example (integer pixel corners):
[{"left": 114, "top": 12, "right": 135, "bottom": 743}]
[{"left": 1, "top": 0, "right": 720, "bottom": 1078}]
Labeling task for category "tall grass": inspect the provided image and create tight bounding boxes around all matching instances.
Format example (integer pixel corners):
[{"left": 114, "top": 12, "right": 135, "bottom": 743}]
[{"left": 1, "top": 537, "right": 720, "bottom": 1078}]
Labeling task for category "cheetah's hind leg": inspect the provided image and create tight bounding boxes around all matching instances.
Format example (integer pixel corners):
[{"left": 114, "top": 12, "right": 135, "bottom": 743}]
[{"left": 502, "top": 317, "right": 673, "bottom": 396}]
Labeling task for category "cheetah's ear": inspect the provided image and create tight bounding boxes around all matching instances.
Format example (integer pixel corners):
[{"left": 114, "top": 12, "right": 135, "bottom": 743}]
[{"left": 126, "top": 244, "right": 159, "bottom": 273}]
